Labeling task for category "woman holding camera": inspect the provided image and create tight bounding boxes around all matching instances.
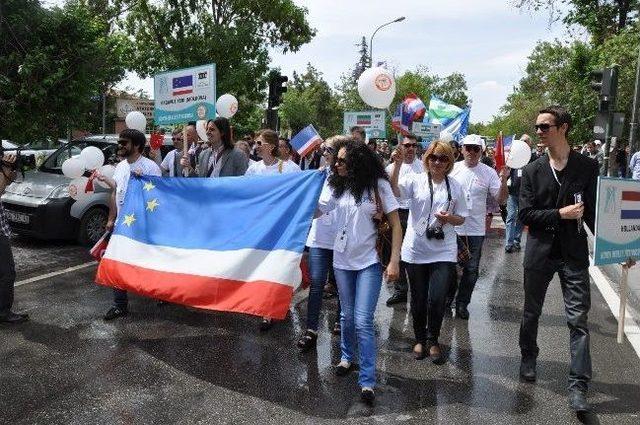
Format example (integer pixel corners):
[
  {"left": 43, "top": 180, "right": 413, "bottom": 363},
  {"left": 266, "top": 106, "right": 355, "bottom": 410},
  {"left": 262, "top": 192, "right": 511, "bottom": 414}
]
[{"left": 390, "top": 141, "right": 468, "bottom": 364}]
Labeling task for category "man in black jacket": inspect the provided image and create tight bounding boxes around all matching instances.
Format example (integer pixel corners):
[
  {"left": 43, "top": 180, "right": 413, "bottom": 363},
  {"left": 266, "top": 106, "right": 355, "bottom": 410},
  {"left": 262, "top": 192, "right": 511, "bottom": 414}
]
[{"left": 518, "top": 106, "right": 598, "bottom": 414}]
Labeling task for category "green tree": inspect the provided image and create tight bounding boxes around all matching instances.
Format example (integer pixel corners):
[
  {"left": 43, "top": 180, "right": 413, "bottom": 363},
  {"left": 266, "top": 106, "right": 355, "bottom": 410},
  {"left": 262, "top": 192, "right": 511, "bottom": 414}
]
[
  {"left": 516, "top": 0, "right": 639, "bottom": 44},
  {"left": 117, "top": 0, "right": 315, "bottom": 133},
  {"left": 279, "top": 64, "right": 343, "bottom": 137},
  {"left": 0, "top": 0, "right": 129, "bottom": 143}
]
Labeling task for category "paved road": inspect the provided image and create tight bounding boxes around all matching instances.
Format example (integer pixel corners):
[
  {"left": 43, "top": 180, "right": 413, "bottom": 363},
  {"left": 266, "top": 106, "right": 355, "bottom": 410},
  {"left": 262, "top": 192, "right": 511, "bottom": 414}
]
[{"left": 2, "top": 229, "right": 640, "bottom": 424}]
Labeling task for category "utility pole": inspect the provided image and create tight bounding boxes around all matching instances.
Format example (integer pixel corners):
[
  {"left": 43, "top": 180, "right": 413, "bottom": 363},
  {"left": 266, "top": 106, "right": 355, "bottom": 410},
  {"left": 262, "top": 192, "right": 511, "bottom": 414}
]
[{"left": 590, "top": 66, "right": 618, "bottom": 176}]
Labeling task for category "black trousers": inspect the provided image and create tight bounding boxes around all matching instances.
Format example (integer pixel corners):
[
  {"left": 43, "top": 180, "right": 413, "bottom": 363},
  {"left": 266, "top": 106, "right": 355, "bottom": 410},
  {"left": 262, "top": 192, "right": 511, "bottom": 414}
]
[
  {"left": 519, "top": 260, "right": 592, "bottom": 392},
  {"left": 383, "top": 208, "right": 409, "bottom": 295},
  {"left": 406, "top": 262, "right": 453, "bottom": 345},
  {"left": 0, "top": 234, "right": 16, "bottom": 317}
]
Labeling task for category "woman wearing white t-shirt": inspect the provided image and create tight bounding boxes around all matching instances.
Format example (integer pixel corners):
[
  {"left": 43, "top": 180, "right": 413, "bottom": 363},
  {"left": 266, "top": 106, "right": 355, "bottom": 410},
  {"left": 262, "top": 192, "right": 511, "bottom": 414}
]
[
  {"left": 318, "top": 140, "right": 402, "bottom": 404},
  {"left": 245, "top": 129, "right": 301, "bottom": 175},
  {"left": 297, "top": 136, "right": 347, "bottom": 352},
  {"left": 244, "top": 129, "right": 301, "bottom": 331},
  {"left": 390, "top": 141, "right": 468, "bottom": 364}
]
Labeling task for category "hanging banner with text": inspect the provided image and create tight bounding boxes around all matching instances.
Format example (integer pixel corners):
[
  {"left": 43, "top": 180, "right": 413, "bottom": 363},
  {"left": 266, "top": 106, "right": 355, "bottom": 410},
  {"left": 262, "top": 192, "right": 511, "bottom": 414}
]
[
  {"left": 154, "top": 64, "right": 216, "bottom": 125},
  {"left": 593, "top": 177, "right": 640, "bottom": 265},
  {"left": 343, "top": 111, "right": 386, "bottom": 139}
]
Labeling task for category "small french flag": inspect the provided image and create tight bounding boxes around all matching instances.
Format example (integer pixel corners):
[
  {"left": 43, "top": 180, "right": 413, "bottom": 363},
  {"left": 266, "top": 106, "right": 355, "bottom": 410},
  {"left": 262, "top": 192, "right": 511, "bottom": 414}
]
[
  {"left": 290, "top": 125, "right": 323, "bottom": 157},
  {"left": 621, "top": 191, "right": 640, "bottom": 219}
]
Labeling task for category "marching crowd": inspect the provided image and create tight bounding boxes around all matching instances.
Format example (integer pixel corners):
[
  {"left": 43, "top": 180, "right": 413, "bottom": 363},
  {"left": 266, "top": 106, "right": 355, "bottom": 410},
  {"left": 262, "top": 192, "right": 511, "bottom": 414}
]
[{"left": 0, "top": 105, "right": 627, "bottom": 412}]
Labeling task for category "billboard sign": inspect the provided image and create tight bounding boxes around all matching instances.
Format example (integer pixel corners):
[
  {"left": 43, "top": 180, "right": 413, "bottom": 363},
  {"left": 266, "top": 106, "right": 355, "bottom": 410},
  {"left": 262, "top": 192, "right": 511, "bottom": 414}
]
[{"left": 343, "top": 111, "right": 386, "bottom": 139}]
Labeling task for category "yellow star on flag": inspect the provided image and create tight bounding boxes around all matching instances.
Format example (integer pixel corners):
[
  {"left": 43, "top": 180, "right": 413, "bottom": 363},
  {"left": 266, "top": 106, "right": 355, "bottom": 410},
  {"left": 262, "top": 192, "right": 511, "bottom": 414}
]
[
  {"left": 146, "top": 198, "right": 160, "bottom": 212},
  {"left": 143, "top": 181, "right": 156, "bottom": 192},
  {"left": 123, "top": 213, "right": 136, "bottom": 227}
]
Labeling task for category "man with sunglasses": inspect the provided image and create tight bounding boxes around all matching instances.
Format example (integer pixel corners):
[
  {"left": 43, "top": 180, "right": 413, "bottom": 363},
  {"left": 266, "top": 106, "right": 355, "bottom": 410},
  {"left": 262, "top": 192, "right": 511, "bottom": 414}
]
[
  {"left": 0, "top": 151, "right": 29, "bottom": 324},
  {"left": 518, "top": 106, "right": 598, "bottom": 414},
  {"left": 384, "top": 135, "right": 424, "bottom": 306},
  {"left": 103, "top": 129, "right": 162, "bottom": 321},
  {"left": 448, "top": 134, "right": 509, "bottom": 320},
  {"left": 160, "top": 128, "right": 187, "bottom": 177}
]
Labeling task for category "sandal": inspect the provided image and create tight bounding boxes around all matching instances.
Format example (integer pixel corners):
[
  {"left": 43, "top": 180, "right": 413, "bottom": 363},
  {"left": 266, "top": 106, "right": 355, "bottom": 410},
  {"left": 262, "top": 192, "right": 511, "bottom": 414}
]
[{"left": 296, "top": 330, "right": 317, "bottom": 352}]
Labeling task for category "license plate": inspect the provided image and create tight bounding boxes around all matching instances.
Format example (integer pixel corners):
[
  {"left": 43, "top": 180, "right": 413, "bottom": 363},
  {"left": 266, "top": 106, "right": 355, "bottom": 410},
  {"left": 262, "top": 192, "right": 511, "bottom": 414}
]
[{"left": 5, "top": 210, "right": 30, "bottom": 224}]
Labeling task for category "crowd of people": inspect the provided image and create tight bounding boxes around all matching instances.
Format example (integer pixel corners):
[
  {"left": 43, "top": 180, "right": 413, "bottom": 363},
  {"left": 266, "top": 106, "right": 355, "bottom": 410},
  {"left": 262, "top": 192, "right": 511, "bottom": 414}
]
[{"left": 0, "top": 105, "right": 633, "bottom": 413}]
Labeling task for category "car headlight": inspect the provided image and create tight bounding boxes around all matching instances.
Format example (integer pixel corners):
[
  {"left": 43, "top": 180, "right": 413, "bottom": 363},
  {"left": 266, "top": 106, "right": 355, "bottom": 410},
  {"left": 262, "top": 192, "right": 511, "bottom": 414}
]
[{"left": 48, "top": 184, "right": 70, "bottom": 199}]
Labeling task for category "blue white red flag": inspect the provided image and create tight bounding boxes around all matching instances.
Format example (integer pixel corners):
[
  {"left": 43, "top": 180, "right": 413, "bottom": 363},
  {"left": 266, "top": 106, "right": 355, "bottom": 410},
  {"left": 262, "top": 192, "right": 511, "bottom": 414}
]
[
  {"left": 172, "top": 75, "right": 193, "bottom": 96},
  {"left": 95, "top": 171, "right": 326, "bottom": 319},
  {"left": 392, "top": 93, "right": 426, "bottom": 136},
  {"left": 290, "top": 125, "right": 323, "bottom": 157}
]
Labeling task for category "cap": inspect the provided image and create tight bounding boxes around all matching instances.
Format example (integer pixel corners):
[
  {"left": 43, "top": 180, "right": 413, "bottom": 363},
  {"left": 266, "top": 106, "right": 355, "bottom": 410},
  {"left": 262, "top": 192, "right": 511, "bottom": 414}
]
[
  {"left": 594, "top": 139, "right": 602, "bottom": 145},
  {"left": 461, "top": 134, "right": 484, "bottom": 146}
]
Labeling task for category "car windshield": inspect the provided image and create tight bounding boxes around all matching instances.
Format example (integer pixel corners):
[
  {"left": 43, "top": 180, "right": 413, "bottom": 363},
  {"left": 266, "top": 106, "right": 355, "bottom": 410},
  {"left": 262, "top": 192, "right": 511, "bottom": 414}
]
[{"left": 40, "top": 141, "right": 118, "bottom": 174}]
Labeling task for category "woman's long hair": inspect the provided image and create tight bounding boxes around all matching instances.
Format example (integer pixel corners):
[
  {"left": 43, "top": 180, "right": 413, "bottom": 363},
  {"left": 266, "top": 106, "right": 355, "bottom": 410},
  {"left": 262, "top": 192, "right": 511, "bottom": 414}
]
[
  {"left": 209, "top": 117, "right": 234, "bottom": 150},
  {"left": 328, "top": 139, "right": 389, "bottom": 203}
]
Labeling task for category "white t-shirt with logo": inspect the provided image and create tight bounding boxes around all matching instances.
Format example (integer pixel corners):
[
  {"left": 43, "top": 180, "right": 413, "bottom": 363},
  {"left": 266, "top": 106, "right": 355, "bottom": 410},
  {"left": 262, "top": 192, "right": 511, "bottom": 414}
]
[
  {"left": 318, "top": 178, "right": 399, "bottom": 270},
  {"left": 306, "top": 176, "right": 336, "bottom": 250},
  {"left": 385, "top": 159, "right": 424, "bottom": 209},
  {"left": 398, "top": 173, "right": 469, "bottom": 264},
  {"left": 113, "top": 156, "right": 162, "bottom": 214},
  {"left": 450, "top": 161, "right": 501, "bottom": 236},
  {"left": 245, "top": 159, "right": 301, "bottom": 175}
]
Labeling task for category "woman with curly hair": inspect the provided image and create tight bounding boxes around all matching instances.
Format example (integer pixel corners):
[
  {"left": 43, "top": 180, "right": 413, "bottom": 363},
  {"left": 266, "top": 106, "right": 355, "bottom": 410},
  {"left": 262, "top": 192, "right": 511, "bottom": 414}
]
[
  {"left": 317, "top": 139, "right": 402, "bottom": 404},
  {"left": 390, "top": 141, "right": 468, "bottom": 364}
]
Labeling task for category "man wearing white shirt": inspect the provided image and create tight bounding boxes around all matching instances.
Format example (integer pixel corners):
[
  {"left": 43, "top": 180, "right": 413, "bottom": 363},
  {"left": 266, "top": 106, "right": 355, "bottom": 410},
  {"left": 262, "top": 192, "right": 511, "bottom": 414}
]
[
  {"left": 102, "top": 129, "right": 162, "bottom": 321},
  {"left": 630, "top": 149, "right": 640, "bottom": 180},
  {"left": 449, "top": 134, "right": 509, "bottom": 319},
  {"left": 384, "top": 135, "right": 424, "bottom": 306},
  {"left": 160, "top": 129, "right": 187, "bottom": 177}
]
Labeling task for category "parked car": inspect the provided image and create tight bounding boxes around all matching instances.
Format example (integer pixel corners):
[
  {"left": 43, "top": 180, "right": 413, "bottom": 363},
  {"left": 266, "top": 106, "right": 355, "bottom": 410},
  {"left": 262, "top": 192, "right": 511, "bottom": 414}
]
[
  {"left": 2, "top": 140, "right": 59, "bottom": 167},
  {"left": 1, "top": 134, "right": 172, "bottom": 245}
]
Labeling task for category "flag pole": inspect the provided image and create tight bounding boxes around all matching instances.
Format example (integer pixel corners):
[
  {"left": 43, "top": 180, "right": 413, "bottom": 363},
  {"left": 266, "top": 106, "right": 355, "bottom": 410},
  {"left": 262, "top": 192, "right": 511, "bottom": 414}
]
[{"left": 617, "top": 260, "right": 631, "bottom": 343}]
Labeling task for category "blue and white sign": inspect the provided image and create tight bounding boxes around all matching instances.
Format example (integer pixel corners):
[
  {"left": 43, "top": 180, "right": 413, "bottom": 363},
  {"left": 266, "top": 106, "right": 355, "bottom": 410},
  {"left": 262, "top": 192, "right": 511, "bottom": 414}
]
[
  {"left": 593, "top": 177, "right": 640, "bottom": 265},
  {"left": 154, "top": 64, "right": 216, "bottom": 125}
]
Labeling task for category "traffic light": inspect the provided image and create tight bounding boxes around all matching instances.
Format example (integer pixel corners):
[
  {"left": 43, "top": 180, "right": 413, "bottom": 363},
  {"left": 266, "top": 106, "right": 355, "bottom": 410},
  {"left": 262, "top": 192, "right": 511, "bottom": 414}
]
[
  {"left": 268, "top": 72, "right": 288, "bottom": 109},
  {"left": 590, "top": 67, "right": 618, "bottom": 106}
]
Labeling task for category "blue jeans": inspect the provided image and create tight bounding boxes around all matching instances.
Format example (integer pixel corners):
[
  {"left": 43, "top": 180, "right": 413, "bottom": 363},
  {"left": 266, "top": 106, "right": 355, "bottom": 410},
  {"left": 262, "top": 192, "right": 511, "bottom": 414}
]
[
  {"left": 306, "top": 247, "right": 340, "bottom": 331},
  {"left": 454, "top": 235, "right": 484, "bottom": 307},
  {"left": 505, "top": 194, "right": 523, "bottom": 247},
  {"left": 334, "top": 263, "right": 382, "bottom": 388}
]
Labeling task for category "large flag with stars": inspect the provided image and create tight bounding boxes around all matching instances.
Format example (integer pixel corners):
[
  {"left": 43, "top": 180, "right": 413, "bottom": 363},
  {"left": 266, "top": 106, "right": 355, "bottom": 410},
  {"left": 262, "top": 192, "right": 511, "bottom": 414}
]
[{"left": 95, "top": 171, "right": 326, "bottom": 319}]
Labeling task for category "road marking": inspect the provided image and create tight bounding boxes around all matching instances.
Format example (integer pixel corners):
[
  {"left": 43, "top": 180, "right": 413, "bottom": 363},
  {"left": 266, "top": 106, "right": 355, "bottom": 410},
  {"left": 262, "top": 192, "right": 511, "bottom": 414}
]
[
  {"left": 15, "top": 261, "right": 98, "bottom": 287},
  {"left": 590, "top": 263, "right": 640, "bottom": 359}
]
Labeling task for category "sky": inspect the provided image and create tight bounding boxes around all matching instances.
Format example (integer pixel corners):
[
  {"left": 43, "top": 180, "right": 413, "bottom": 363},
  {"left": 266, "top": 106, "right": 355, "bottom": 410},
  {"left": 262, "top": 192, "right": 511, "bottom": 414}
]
[{"left": 45, "top": 0, "right": 571, "bottom": 123}]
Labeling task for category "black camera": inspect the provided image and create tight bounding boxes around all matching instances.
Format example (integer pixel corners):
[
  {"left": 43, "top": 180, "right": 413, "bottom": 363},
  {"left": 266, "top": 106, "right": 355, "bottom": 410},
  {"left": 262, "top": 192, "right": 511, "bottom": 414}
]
[
  {"left": 0, "top": 146, "right": 31, "bottom": 181},
  {"left": 426, "top": 226, "right": 445, "bottom": 240}
]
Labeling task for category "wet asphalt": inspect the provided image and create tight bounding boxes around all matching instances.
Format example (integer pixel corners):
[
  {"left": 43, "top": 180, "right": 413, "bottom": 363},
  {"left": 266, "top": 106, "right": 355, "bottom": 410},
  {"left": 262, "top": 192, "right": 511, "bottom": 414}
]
[{"left": 2, "top": 228, "right": 640, "bottom": 424}]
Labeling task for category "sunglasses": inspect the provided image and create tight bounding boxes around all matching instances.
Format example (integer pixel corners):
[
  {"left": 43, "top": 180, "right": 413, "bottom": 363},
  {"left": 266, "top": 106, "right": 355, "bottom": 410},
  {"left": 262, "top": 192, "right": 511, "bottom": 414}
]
[
  {"left": 117, "top": 139, "right": 131, "bottom": 146},
  {"left": 428, "top": 154, "right": 449, "bottom": 163},
  {"left": 534, "top": 123, "right": 558, "bottom": 132},
  {"left": 322, "top": 146, "right": 335, "bottom": 155},
  {"left": 464, "top": 145, "right": 481, "bottom": 153},
  {"left": 402, "top": 143, "right": 418, "bottom": 148},
  {"left": 335, "top": 157, "right": 346, "bottom": 166},
  {"left": 172, "top": 137, "right": 183, "bottom": 141},
  {"left": 256, "top": 141, "right": 262, "bottom": 146}
]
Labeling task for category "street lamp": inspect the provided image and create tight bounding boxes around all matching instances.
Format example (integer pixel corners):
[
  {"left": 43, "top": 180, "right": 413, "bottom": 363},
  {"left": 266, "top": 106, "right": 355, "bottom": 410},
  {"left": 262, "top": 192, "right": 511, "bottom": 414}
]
[{"left": 369, "top": 16, "right": 405, "bottom": 68}]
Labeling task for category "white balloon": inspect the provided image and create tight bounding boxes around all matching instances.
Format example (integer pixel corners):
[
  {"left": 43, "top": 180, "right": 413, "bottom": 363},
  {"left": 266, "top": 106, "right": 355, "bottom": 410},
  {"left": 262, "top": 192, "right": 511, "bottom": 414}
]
[
  {"left": 506, "top": 140, "right": 531, "bottom": 169},
  {"left": 69, "top": 177, "right": 90, "bottom": 201},
  {"left": 125, "top": 111, "right": 146, "bottom": 132},
  {"left": 95, "top": 165, "right": 115, "bottom": 189},
  {"left": 61, "top": 157, "right": 85, "bottom": 179},
  {"left": 196, "top": 120, "right": 208, "bottom": 141},
  {"left": 439, "top": 131, "right": 453, "bottom": 143},
  {"left": 357, "top": 67, "right": 396, "bottom": 109},
  {"left": 216, "top": 94, "right": 239, "bottom": 118},
  {"left": 80, "top": 146, "right": 104, "bottom": 171}
]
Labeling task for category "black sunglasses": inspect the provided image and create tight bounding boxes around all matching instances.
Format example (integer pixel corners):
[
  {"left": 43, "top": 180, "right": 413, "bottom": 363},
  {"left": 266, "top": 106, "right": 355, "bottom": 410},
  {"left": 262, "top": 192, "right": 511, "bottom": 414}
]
[
  {"left": 172, "top": 137, "right": 183, "bottom": 141},
  {"left": 335, "top": 157, "right": 346, "bottom": 166},
  {"left": 464, "top": 145, "right": 481, "bottom": 153},
  {"left": 534, "top": 123, "right": 558, "bottom": 132},
  {"left": 402, "top": 143, "right": 418, "bottom": 148},
  {"left": 117, "top": 139, "right": 131, "bottom": 146},
  {"left": 322, "top": 146, "right": 335, "bottom": 155},
  {"left": 428, "top": 154, "right": 450, "bottom": 163}
]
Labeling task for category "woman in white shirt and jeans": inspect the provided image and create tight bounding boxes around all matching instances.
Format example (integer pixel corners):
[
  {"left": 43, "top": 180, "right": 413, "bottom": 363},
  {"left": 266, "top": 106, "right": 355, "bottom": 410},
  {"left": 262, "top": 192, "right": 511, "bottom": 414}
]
[
  {"left": 390, "top": 141, "right": 468, "bottom": 364},
  {"left": 318, "top": 140, "right": 402, "bottom": 404}
]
